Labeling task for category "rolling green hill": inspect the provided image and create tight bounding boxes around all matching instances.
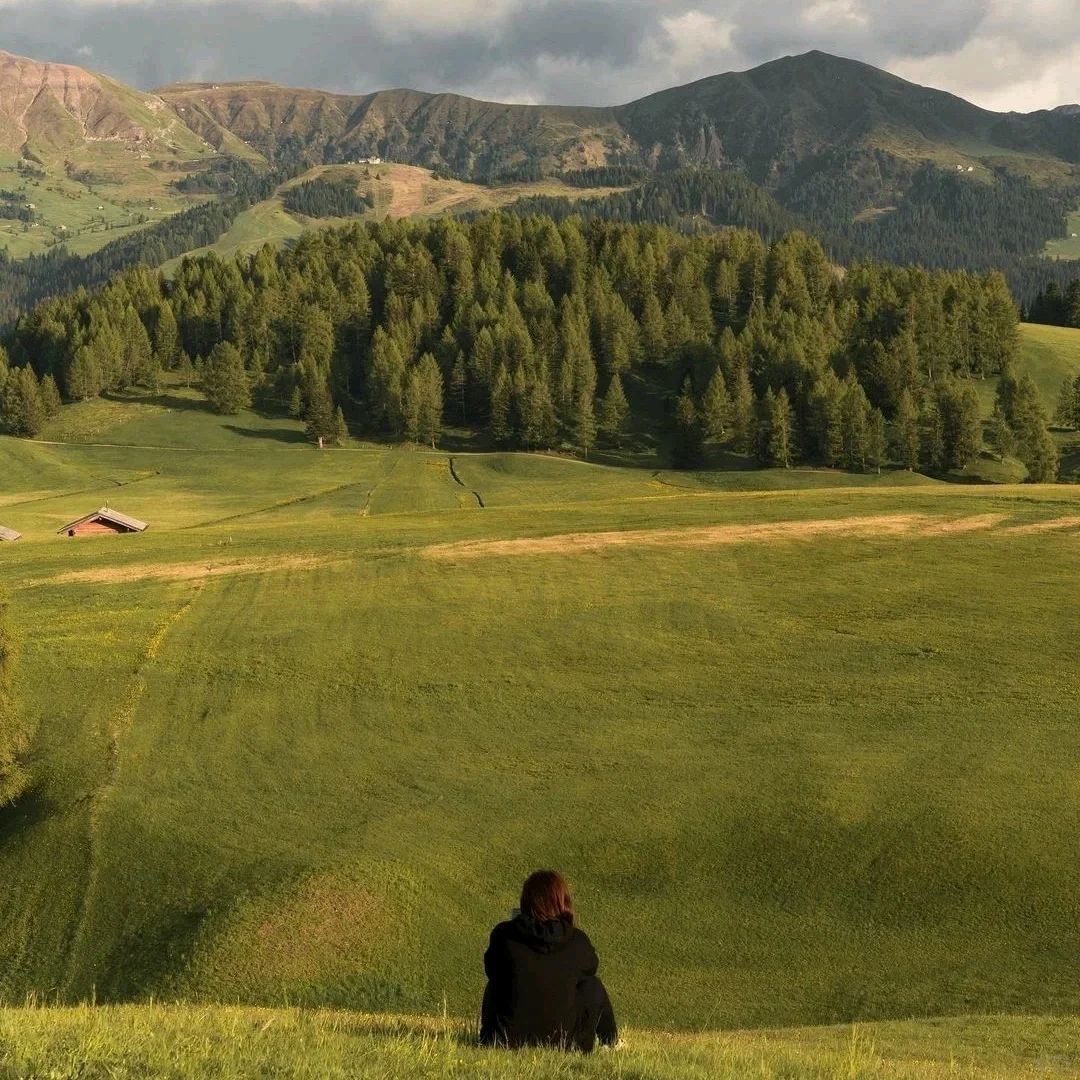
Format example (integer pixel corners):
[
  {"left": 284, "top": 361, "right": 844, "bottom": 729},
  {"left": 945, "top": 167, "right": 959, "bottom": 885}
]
[{"left": 1, "top": 386, "right": 1080, "bottom": 1029}]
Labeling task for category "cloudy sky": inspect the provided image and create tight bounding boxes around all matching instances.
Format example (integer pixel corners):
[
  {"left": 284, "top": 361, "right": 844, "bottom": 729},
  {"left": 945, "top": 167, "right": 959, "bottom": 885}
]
[{"left": 1, "top": 0, "right": 1077, "bottom": 112}]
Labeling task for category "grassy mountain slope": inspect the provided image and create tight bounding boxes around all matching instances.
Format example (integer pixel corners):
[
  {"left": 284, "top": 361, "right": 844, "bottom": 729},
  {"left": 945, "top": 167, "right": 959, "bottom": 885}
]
[
  {"left": 0, "top": 50, "right": 214, "bottom": 258},
  {"left": 617, "top": 51, "right": 1080, "bottom": 179},
  {"left": 1, "top": 364, "right": 1080, "bottom": 1026},
  {"left": 1, "top": 1006, "right": 1078, "bottom": 1079},
  {"left": 162, "top": 81, "right": 629, "bottom": 176}
]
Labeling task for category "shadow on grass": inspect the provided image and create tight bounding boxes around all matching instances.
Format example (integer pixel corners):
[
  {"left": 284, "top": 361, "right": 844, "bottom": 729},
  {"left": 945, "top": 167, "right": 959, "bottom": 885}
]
[
  {"left": 224, "top": 425, "right": 308, "bottom": 445},
  {"left": 0, "top": 784, "right": 55, "bottom": 851},
  {"left": 104, "top": 391, "right": 211, "bottom": 414}
]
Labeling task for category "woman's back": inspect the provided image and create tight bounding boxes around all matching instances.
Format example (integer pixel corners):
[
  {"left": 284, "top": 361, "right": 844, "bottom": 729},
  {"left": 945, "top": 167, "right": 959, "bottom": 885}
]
[
  {"left": 479, "top": 871, "right": 617, "bottom": 1053},
  {"left": 482, "top": 913, "right": 599, "bottom": 1047}
]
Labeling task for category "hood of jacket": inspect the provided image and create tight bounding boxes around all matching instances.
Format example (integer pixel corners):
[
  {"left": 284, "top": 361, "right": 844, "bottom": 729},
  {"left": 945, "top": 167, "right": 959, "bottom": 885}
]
[{"left": 510, "top": 913, "right": 575, "bottom": 953}]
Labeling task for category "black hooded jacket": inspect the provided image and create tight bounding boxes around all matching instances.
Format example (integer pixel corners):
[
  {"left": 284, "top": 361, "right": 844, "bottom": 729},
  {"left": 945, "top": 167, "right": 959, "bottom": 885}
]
[{"left": 481, "top": 913, "right": 600, "bottom": 1048}]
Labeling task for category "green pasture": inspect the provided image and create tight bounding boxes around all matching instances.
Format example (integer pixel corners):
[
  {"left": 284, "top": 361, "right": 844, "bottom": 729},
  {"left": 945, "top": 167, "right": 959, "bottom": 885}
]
[
  {"left": 0, "top": 1006, "right": 1077, "bottom": 1080},
  {"left": 1044, "top": 207, "right": 1080, "bottom": 260},
  {"left": 2, "top": 383, "right": 1080, "bottom": 1035}
]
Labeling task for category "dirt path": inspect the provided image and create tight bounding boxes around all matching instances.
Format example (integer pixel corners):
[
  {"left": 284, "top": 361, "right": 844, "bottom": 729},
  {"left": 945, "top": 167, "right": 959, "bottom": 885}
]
[{"left": 423, "top": 513, "right": 1014, "bottom": 560}]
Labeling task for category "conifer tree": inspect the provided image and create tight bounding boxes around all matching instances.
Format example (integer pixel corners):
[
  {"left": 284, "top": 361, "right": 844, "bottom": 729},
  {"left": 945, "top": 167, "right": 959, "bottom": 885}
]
[
  {"left": 153, "top": 301, "right": 179, "bottom": 370},
  {"left": 701, "top": 365, "right": 729, "bottom": 441},
  {"left": 333, "top": 406, "right": 348, "bottom": 445},
  {"left": 1009, "top": 373, "right": 1058, "bottom": 482},
  {"left": 759, "top": 387, "right": 794, "bottom": 469},
  {"left": 305, "top": 384, "right": 337, "bottom": 446},
  {"left": 289, "top": 385, "right": 304, "bottom": 419},
  {"left": 640, "top": 292, "right": 666, "bottom": 366},
  {"left": 176, "top": 351, "right": 194, "bottom": 390},
  {"left": 40, "top": 375, "right": 61, "bottom": 419},
  {"left": 921, "top": 395, "right": 946, "bottom": 472},
  {"left": 203, "top": 342, "right": 250, "bottom": 415},
  {"left": 891, "top": 389, "right": 920, "bottom": 471},
  {"left": 840, "top": 375, "right": 871, "bottom": 471},
  {"left": 450, "top": 351, "right": 468, "bottom": 426},
  {"left": 490, "top": 364, "right": 512, "bottom": 444},
  {"left": 729, "top": 362, "right": 756, "bottom": 454},
  {"left": 989, "top": 404, "right": 1016, "bottom": 462},
  {"left": 0, "top": 367, "right": 45, "bottom": 437},
  {"left": 866, "top": 408, "right": 888, "bottom": 473},
  {"left": 599, "top": 373, "right": 630, "bottom": 446},
  {"left": 1054, "top": 376, "right": 1080, "bottom": 429},
  {"left": 672, "top": 380, "right": 704, "bottom": 469},
  {"left": 573, "top": 355, "right": 598, "bottom": 458},
  {"left": 67, "top": 346, "right": 101, "bottom": 402}
]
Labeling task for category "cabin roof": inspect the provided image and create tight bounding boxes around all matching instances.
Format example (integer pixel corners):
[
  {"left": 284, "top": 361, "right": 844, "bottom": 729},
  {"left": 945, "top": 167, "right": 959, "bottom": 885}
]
[
  {"left": 0, "top": 526, "right": 21, "bottom": 542},
  {"left": 58, "top": 507, "right": 149, "bottom": 534}
]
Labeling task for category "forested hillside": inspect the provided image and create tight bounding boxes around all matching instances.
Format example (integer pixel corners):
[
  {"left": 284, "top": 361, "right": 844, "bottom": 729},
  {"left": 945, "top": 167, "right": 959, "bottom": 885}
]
[{"left": 1, "top": 214, "right": 1058, "bottom": 480}]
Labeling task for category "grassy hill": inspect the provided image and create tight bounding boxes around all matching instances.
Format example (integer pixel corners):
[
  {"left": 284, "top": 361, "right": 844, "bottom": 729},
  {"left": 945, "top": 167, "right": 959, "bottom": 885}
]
[
  {"left": 0, "top": 50, "right": 214, "bottom": 259},
  {"left": 1, "top": 376, "right": 1080, "bottom": 1029},
  {"left": 1, "top": 1006, "right": 1078, "bottom": 1079}
]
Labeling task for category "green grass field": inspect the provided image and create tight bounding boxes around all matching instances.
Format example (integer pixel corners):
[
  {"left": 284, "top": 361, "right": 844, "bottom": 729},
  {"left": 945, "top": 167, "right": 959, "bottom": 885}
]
[
  {"left": 1, "top": 1005, "right": 1077, "bottom": 1080},
  {"left": 1044, "top": 208, "right": 1080, "bottom": 260},
  {"left": 2, "top": 357, "right": 1080, "bottom": 1077}
]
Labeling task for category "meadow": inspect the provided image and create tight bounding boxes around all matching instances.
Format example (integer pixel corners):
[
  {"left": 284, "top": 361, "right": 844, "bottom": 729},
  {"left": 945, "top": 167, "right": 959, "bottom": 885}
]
[
  {"left": 1, "top": 1005, "right": 1078, "bottom": 1080},
  {"left": 1, "top": 348, "right": 1080, "bottom": 1047}
]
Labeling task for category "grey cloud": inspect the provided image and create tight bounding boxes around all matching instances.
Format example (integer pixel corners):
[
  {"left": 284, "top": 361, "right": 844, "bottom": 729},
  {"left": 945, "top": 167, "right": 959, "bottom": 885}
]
[{"left": 0, "top": 0, "right": 1074, "bottom": 111}]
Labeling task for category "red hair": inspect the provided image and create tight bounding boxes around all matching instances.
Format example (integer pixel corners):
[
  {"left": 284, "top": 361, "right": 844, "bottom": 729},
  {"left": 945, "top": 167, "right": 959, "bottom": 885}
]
[{"left": 520, "top": 870, "right": 574, "bottom": 925}]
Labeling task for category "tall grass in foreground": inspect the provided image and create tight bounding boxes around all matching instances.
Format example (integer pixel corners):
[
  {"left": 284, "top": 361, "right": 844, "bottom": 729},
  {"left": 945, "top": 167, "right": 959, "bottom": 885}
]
[{"left": 0, "top": 1006, "right": 1077, "bottom": 1080}]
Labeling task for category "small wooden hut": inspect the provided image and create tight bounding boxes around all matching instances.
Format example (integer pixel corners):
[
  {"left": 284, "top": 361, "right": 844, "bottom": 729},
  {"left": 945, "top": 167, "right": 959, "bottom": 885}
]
[
  {"left": 58, "top": 507, "right": 149, "bottom": 538},
  {"left": 0, "top": 526, "right": 21, "bottom": 542}
]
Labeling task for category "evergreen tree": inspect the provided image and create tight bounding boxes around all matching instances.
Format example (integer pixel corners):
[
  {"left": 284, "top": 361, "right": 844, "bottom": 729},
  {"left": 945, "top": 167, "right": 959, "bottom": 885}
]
[
  {"left": 920, "top": 395, "right": 946, "bottom": 472},
  {"left": 866, "top": 408, "right": 888, "bottom": 473},
  {"left": 758, "top": 387, "right": 794, "bottom": 468},
  {"left": 891, "top": 389, "right": 920, "bottom": 470},
  {"left": 203, "top": 342, "right": 251, "bottom": 415},
  {"left": 989, "top": 404, "right": 1016, "bottom": 462},
  {"left": 840, "top": 375, "right": 871, "bottom": 471},
  {"left": 1054, "top": 376, "right": 1080, "bottom": 429},
  {"left": 0, "top": 367, "right": 45, "bottom": 437},
  {"left": 935, "top": 378, "right": 983, "bottom": 471},
  {"left": 305, "top": 385, "right": 338, "bottom": 446},
  {"left": 153, "top": 301, "right": 179, "bottom": 370},
  {"left": 700, "top": 365, "right": 729, "bottom": 441},
  {"left": 672, "top": 380, "right": 704, "bottom": 469},
  {"left": 490, "top": 364, "right": 512, "bottom": 444},
  {"left": 40, "top": 375, "right": 62, "bottom": 418},
  {"left": 333, "top": 406, "right": 348, "bottom": 445},
  {"left": 176, "top": 351, "right": 194, "bottom": 390},
  {"left": 573, "top": 355, "right": 598, "bottom": 458},
  {"left": 67, "top": 347, "right": 102, "bottom": 402},
  {"left": 598, "top": 373, "right": 630, "bottom": 446},
  {"left": 450, "top": 351, "right": 468, "bottom": 426},
  {"left": 728, "top": 362, "right": 756, "bottom": 454},
  {"left": 1010, "top": 373, "right": 1058, "bottom": 482},
  {"left": 289, "top": 385, "right": 304, "bottom": 419}
]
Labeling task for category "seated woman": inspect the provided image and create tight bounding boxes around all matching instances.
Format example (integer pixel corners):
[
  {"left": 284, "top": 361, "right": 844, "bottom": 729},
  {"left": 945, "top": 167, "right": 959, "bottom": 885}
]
[{"left": 479, "top": 870, "right": 618, "bottom": 1052}]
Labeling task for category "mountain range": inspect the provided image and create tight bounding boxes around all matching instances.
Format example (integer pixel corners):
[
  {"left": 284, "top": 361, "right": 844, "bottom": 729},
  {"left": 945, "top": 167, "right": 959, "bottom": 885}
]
[
  {"left": 3, "top": 47, "right": 1079, "bottom": 188},
  {"left": 2, "top": 45, "right": 1080, "bottom": 320}
]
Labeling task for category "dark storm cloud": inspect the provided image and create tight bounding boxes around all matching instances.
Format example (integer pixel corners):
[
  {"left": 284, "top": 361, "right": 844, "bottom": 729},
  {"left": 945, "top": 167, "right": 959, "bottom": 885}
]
[{"left": 0, "top": 0, "right": 1076, "bottom": 111}]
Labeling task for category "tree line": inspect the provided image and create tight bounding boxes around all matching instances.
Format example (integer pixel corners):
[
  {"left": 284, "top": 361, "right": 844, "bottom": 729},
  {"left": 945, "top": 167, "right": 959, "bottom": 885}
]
[{"left": 2, "top": 213, "right": 1058, "bottom": 478}]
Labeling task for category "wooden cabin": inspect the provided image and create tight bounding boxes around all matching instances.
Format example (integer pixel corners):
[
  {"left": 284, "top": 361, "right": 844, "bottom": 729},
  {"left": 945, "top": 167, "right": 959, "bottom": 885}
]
[
  {"left": 58, "top": 507, "right": 149, "bottom": 538},
  {"left": 0, "top": 526, "right": 21, "bottom": 542}
]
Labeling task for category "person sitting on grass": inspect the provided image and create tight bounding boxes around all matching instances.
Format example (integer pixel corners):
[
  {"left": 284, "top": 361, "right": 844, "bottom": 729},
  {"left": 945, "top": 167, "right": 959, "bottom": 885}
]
[{"left": 479, "top": 869, "right": 618, "bottom": 1052}]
